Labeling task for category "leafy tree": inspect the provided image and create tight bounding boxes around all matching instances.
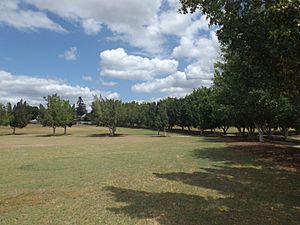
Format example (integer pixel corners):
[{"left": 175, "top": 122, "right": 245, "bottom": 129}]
[
  {"left": 76, "top": 97, "right": 87, "bottom": 122},
  {"left": 27, "top": 105, "right": 40, "bottom": 120},
  {"left": 0, "top": 103, "right": 11, "bottom": 126},
  {"left": 275, "top": 96, "right": 297, "bottom": 140},
  {"left": 60, "top": 100, "right": 75, "bottom": 135},
  {"left": 181, "top": 0, "right": 300, "bottom": 140},
  {"left": 155, "top": 101, "right": 169, "bottom": 136},
  {"left": 164, "top": 97, "right": 180, "bottom": 130},
  {"left": 10, "top": 100, "right": 31, "bottom": 134},
  {"left": 189, "top": 88, "right": 215, "bottom": 134},
  {"left": 178, "top": 98, "right": 193, "bottom": 131},
  {"left": 39, "top": 94, "right": 75, "bottom": 135},
  {"left": 91, "top": 96, "right": 121, "bottom": 136}
]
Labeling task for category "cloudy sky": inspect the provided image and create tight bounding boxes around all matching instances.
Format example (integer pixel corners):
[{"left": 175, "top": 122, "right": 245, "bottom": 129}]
[{"left": 0, "top": 0, "right": 220, "bottom": 106}]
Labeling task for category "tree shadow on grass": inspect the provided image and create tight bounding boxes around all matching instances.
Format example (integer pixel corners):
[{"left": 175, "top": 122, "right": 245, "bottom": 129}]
[
  {"left": 35, "top": 134, "right": 67, "bottom": 137},
  {"left": 86, "top": 133, "right": 128, "bottom": 138},
  {"left": 104, "top": 146, "right": 300, "bottom": 225}
]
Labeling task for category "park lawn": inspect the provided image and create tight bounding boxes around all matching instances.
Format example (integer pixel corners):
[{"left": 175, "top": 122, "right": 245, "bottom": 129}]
[{"left": 0, "top": 125, "right": 299, "bottom": 225}]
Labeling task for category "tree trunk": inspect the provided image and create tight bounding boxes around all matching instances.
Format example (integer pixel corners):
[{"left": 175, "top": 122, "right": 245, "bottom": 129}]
[
  {"left": 266, "top": 125, "right": 273, "bottom": 138},
  {"left": 12, "top": 127, "right": 16, "bottom": 135},
  {"left": 237, "top": 127, "right": 242, "bottom": 137},
  {"left": 283, "top": 127, "right": 289, "bottom": 141},
  {"left": 163, "top": 127, "right": 166, "bottom": 137},
  {"left": 242, "top": 127, "right": 246, "bottom": 136},
  {"left": 254, "top": 122, "right": 264, "bottom": 143},
  {"left": 157, "top": 128, "right": 160, "bottom": 136},
  {"left": 181, "top": 126, "right": 184, "bottom": 131},
  {"left": 109, "top": 127, "right": 114, "bottom": 136},
  {"left": 64, "top": 126, "right": 67, "bottom": 135},
  {"left": 222, "top": 126, "right": 229, "bottom": 135},
  {"left": 188, "top": 126, "right": 191, "bottom": 132},
  {"left": 53, "top": 127, "right": 56, "bottom": 135},
  {"left": 200, "top": 128, "right": 204, "bottom": 135}
]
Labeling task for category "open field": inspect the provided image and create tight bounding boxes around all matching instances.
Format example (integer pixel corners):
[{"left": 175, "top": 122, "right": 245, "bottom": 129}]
[{"left": 0, "top": 125, "right": 299, "bottom": 224}]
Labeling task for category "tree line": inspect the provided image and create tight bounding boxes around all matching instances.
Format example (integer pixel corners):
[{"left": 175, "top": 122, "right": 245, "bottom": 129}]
[{"left": 1, "top": 88, "right": 299, "bottom": 141}]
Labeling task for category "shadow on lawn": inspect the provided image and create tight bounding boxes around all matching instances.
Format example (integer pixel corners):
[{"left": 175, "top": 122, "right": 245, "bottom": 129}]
[
  {"left": 87, "top": 133, "right": 127, "bottom": 138},
  {"left": 104, "top": 146, "right": 300, "bottom": 225}
]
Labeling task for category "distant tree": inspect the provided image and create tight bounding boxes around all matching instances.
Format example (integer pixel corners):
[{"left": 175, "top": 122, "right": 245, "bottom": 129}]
[
  {"left": 0, "top": 103, "right": 11, "bottom": 126},
  {"left": 39, "top": 94, "right": 75, "bottom": 135},
  {"left": 275, "top": 96, "right": 297, "bottom": 140},
  {"left": 76, "top": 97, "right": 87, "bottom": 122},
  {"left": 61, "top": 100, "right": 75, "bottom": 135},
  {"left": 155, "top": 101, "right": 169, "bottom": 136},
  {"left": 178, "top": 98, "right": 193, "bottom": 132},
  {"left": 189, "top": 88, "right": 215, "bottom": 134},
  {"left": 164, "top": 97, "right": 180, "bottom": 130},
  {"left": 27, "top": 105, "right": 40, "bottom": 120},
  {"left": 91, "top": 96, "right": 121, "bottom": 136},
  {"left": 10, "top": 100, "right": 31, "bottom": 134}
]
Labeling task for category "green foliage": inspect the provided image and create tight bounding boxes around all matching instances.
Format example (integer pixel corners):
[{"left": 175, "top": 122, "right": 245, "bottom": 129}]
[
  {"left": 39, "top": 94, "right": 75, "bottom": 134},
  {"left": 9, "top": 100, "right": 31, "bottom": 134},
  {"left": 91, "top": 96, "right": 121, "bottom": 136},
  {"left": 76, "top": 97, "right": 87, "bottom": 120},
  {"left": 155, "top": 101, "right": 169, "bottom": 135},
  {"left": 0, "top": 103, "right": 11, "bottom": 126}
]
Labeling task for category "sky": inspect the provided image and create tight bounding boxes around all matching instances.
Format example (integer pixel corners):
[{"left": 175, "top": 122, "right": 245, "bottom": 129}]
[{"left": 0, "top": 0, "right": 220, "bottom": 107}]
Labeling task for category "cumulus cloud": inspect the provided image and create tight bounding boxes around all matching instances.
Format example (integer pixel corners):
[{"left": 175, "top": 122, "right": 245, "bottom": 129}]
[
  {"left": 60, "top": 47, "right": 78, "bottom": 61},
  {"left": 132, "top": 71, "right": 213, "bottom": 98},
  {"left": 0, "top": 70, "right": 119, "bottom": 107},
  {"left": 100, "top": 48, "right": 178, "bottom": 80},
  {"left": 0, "top": 0, "right": 66, "bottom": 32},
  {"left": 24, "top": 0, "right": 163, "bottom": 53}
]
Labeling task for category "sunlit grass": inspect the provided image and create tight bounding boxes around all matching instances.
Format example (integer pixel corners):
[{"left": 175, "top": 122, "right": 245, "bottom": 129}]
[{"left": 0, "top": 125, "right": 299, "bottom": 225}]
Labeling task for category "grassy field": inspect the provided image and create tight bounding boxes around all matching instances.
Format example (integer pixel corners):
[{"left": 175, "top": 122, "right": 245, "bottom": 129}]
[{"left": 0, "top": 125, "right": 299, "bottom": 225}]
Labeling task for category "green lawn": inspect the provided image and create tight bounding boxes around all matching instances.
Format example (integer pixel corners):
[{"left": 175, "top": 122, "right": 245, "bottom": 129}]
[{"left": 0, "top": 125, "right": 299, "bottom": 225}]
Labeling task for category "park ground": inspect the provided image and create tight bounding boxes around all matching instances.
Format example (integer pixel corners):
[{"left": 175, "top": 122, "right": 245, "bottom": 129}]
[{"left": 0, "top": 125, "right": 299, "bottom": 225}]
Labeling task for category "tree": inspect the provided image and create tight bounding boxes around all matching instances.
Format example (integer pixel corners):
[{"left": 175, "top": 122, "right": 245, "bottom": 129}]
[
  {"left": 181, "top": 0, "right": 300, "bottom": 140},
  {"left": 275, "top": 96, "right": 297, "bottom": 140},
  {"left": 39, "top": 94, "right": 75, "bottom": 135},
  {"left": 0, "top": 103, "right": 11, "bottom": 126},
  {"left": 60, "top": 100, "right": 75, "bottom": 135},
  {"left": 91, "top": 96, "right": 121, "bottom": 136},
  {"left": 189, "top": 88, "right": 215, "bottom": 134},
  {"left": 155, "top": 101, "right": 169, "bottom": 136},
  {"left": 10, "top": 100, "right": 31, "bottom": 134},
  {"left": 76, "top": 97, "right": 87, "bottom": 122}
]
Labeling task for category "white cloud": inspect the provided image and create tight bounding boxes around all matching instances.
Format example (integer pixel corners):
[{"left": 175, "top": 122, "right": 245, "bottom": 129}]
[
  {"left": 0, "top": 0, "right": 66, "bottom": 32},
  {"left": 0, "top": 70, "right": 120, "bottom": 107},
  {"left": 60, "top": 47, "right": 78, "bottom": 61},
  {"left": 82, "top": 75, "right": 93, "bottom": 81},
  {"left": 81, "top": 18, "right": 102, "bottom": 35},
  {"left": 131, "top": 71, "right": 213, "bottom": 97},
  {"left": 24, "top": 0, "right": 163, "bottom": 53},
  {"left": 172, "top": 31, "right": 219, "bottom": 60},
  {"left": 100, "top": 48, "right": 178, "bottom": 80},
  {"left": 99, "top": 79, "right": 117, "bottom": 87}
]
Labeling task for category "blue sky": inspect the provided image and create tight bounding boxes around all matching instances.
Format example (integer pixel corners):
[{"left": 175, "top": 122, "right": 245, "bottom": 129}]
[{"left": 0, "top": 0, "right": 219, "bottom": 107}]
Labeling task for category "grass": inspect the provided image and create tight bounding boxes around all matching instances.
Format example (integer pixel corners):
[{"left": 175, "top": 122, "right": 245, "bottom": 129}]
[{"left": 0, "top": 125, "right": 299, "bottom": 224}]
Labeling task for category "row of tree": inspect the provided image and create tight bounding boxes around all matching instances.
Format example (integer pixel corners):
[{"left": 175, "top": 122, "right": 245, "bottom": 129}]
[
  {"left": 0, "top": 90, "right": 299, "bottom": 140},
  {"left": 89, "top": 88, "right": 299, "bottom": 140},
  {"left": 178, "top": 0, "right": 300, "bottom": 141},
  {"left": 0, "top": 95, "right": 87, "bottom": 135}
]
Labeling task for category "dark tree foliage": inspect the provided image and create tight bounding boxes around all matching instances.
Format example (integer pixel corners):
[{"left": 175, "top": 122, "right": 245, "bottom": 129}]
[
  {"left": 76, "top": 96, "right": 87, "bottom": 121},
  {"left": 10, "top": 100, "right": 31, "bottom": 134}
]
